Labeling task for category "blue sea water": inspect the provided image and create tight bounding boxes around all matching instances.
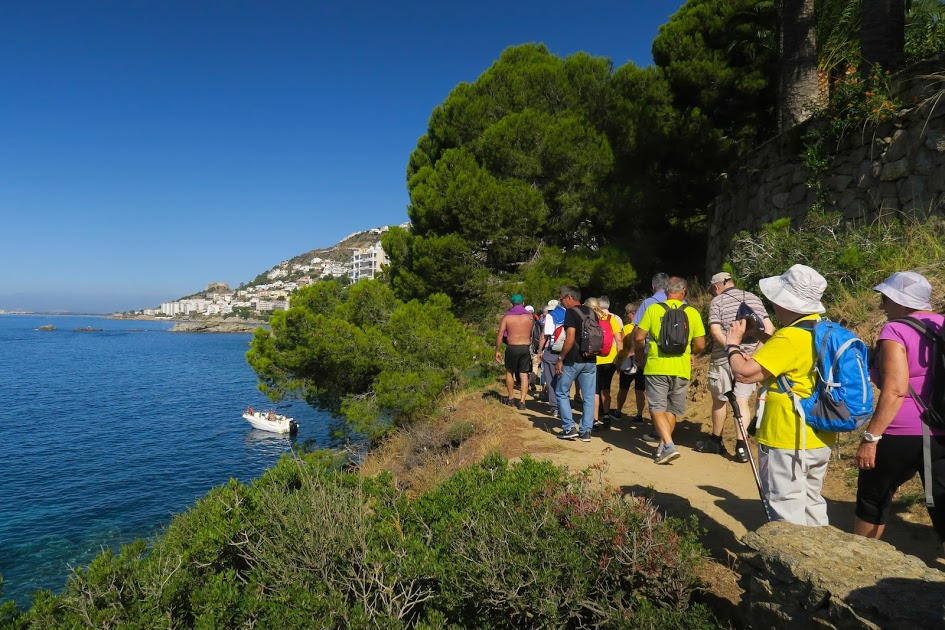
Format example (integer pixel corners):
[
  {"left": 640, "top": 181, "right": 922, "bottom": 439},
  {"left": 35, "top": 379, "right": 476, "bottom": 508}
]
[{"left": 0, "top": 315, "right": 334, "bottom": 607}]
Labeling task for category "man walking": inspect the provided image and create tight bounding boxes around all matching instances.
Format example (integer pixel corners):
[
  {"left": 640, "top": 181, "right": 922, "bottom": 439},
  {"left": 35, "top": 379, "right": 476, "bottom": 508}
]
[
  {"left": 698, "top": 272, "right": 775, "bottom": 462},
  {"left": 554, "top": 287, "right": 598, "bottom": 442},
  {"left": 633, "top": 277, "right": 706, "bottom": 464},
  {"left": 633, "top": 272, "right": 670, "bottom": 326},
  {"left": 495, "top": 293, "right": 534, "bottom": 410},
  {"left": 540, "top": 299, "right": 564, "bottom": 417},
  {"left": 634, "top": 272, "right": 670, "bottom": 442}
]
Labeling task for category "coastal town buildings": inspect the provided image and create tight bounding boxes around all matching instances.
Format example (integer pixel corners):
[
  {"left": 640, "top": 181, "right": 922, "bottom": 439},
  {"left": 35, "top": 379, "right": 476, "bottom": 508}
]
[
  {"left": 129, "top": 225, "right": 403, "bottom": 318},
  {"left": 349, "top": 241, "right": 387, "bottom": 282}
]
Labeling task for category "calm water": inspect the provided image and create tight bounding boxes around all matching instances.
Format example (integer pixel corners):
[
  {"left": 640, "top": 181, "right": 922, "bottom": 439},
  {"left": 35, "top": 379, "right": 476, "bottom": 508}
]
[{"left": 0, "top": 315, "right": 334, "bottom": 607}]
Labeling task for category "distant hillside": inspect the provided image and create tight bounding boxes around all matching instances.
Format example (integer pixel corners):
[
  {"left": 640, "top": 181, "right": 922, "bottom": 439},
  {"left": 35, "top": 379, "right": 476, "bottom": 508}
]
[
  {"left": 170, "top": 224, "right": 407, "bottom": 304},
  {"left": 238, "top": 224, "right": 406, "bottom": 291}
]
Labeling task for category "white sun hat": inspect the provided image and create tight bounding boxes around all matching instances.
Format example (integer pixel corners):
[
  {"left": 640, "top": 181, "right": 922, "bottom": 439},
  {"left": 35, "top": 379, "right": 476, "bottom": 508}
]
[
  {"left": 873, "top": 271, "right": 933, "bottom": 310},
  {"left": 759, "top": 264, "right": 827, "bottom": 315}
]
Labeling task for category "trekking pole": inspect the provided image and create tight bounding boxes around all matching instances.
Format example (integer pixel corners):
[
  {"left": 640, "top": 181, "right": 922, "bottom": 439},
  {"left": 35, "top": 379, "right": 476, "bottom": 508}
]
[{"left": 725, "top": 390, "right": 773, "bottom": 523}]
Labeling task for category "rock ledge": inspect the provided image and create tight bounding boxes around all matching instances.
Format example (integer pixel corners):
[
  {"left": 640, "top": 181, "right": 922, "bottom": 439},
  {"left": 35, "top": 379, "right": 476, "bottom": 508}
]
[{"left": 741, "top": 521, "right": 945, "bottom": 628}]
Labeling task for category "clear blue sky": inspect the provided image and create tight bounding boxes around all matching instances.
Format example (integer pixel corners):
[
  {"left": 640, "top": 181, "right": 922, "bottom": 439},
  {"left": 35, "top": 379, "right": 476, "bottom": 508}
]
[{"left": 0, "top": 1, "right": 684, "bottom": 312}]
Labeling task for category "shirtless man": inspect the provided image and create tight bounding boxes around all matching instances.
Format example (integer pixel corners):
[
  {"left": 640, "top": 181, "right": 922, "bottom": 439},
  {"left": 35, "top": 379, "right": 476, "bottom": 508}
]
[{"left": 495, "top": 293, "right": 535, "bottom": 410}]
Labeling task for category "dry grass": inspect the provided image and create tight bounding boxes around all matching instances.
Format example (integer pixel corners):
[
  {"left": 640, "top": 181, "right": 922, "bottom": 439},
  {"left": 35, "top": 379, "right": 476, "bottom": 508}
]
[{"left": 359, "top": 387, "right": 510, "bottom": 496}]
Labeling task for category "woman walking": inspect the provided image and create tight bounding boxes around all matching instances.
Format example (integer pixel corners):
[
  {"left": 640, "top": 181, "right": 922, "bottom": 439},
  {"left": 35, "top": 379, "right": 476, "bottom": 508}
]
[{"left": 855, "top": 271, "right": 945, "bottom": 552}]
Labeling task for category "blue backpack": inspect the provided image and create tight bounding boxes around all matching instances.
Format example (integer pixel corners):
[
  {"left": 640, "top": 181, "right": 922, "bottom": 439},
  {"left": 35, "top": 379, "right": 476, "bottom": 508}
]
[{"left": 777, "top": 319, "right": 874, "bottom": 434}]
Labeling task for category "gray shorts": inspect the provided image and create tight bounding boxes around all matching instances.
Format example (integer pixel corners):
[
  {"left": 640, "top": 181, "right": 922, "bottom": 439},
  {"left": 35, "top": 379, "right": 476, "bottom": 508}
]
[
  {"left": 645, "top": 375, "right": 690, "bottom": 416},
  {"left": 707, "top": 362, "right": 756, "bottom": 401}
]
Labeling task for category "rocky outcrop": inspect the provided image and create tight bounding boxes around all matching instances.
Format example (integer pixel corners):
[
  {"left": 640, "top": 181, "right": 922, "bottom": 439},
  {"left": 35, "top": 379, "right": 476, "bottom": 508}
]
[
  {"left": 741, "top": 521, "right": 945, "bottom": 628},
  {"left": 168, "top": 321, "right": 259, "bottom": 334},
  {"left": 707, "top": 54, "right": 945, "bottom": 272},
  {"left": 36, "top": 325, "right": 56, "bottom": 331}
]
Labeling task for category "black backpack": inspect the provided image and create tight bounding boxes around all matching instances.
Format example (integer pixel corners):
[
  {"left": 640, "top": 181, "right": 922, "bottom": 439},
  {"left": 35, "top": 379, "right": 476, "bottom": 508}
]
[
  {"left": 529, "top": 317, "right": 543, "bottom": 354},
  {"left": 657, "top": 302, "right": 691, "bottom": 355},
  {"left": 576, "top": 306, "right": 604, "bottom": 357},
  {"left": 890, "top": 317, "right": 945, "bottom": 429}
]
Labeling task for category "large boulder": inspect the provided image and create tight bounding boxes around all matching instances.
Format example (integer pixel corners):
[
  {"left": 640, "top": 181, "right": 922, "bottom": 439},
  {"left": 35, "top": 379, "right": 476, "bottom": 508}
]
[{"left": 741, "top": 521, "right": 945, "bottom": 628}]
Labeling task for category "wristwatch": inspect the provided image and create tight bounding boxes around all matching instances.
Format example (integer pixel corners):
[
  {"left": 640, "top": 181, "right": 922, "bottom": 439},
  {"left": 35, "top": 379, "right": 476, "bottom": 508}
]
[{"left": 863, "top": 431, "right": 882, "bottom": 443}]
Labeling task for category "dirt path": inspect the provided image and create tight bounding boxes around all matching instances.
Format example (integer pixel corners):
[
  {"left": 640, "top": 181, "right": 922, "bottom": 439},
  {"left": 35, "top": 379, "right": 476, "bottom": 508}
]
[{"left": 493, "top": 379, "right": 945, "bottom": 570}]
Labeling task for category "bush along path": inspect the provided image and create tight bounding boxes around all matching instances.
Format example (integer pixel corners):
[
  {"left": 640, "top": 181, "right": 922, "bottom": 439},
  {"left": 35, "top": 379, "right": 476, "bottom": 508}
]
[{"left": 0, "top": 452, "right": 720, "bottom": 628}]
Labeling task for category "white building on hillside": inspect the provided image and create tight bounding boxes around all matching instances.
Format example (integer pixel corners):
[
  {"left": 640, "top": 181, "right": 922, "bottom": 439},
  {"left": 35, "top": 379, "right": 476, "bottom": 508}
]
[{"left": 350, "top": 241, "right": 387, "bottom": 282}]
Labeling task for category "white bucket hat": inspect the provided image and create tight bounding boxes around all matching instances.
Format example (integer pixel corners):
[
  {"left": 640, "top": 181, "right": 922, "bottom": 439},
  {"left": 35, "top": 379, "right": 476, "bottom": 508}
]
[
  {"left": 545, "top": 299, "right": 559, "bottom": 312},
  {"left": 759, "top": 264, "right": 827, "bottom": 314},
  {"left": 873, "top": 271, "right": 932, "bottom": 310}
]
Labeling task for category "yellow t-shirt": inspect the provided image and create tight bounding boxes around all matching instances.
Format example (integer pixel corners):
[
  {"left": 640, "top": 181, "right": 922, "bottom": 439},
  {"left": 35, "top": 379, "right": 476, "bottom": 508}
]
[
  {"left": 637, "top": 299, "right": 706, "bottom": 379},
  {"left": 596, "top": 314, "right": 622, "bottom": 365},
  {"left": 752, "top": 314, "right": 836, "bottom": 449}
]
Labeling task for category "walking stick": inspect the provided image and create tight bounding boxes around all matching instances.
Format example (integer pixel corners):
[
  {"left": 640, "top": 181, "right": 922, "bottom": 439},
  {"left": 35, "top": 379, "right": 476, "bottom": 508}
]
[{"left": 725, "top": 390, "right": 773, "bottom": 523}]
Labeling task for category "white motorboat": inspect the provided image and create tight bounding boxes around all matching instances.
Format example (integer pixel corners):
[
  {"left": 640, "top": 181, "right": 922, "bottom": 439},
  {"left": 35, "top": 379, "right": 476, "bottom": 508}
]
[{"left": 242, "top": 410, "right": 298, "bottom": 434}]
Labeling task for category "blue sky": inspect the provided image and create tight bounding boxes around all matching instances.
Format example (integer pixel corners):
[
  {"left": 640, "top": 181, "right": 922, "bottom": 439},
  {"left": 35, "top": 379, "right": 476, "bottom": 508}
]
[{"left": 0, "top": 1, "right": 684, "bottom": 312}]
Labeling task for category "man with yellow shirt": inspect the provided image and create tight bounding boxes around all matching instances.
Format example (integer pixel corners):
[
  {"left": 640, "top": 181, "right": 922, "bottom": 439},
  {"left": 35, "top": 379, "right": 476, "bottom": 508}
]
[
  {"left": 727, "top": 264, "right": 833, "bottom": 526},
  {"left": 632, "top": 277, "right": 706, "bottom": 464}
]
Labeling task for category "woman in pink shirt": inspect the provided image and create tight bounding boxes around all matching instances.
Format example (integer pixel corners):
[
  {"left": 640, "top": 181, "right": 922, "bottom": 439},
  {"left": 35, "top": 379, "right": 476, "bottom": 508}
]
[{"left": 855, "top": 271, "right": 945, "bottom": 550}]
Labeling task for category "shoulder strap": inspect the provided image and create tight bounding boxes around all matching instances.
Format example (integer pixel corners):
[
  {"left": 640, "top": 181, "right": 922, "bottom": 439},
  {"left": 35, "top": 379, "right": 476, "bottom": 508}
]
[
  {"left": 891, "top": 316, "right": 937, "bottom": 341},
  {"left": 658, "top": 302, "right": 670, "bottom": 312},
  {"left": 790, "top": 318, "right": 817, "bottom": 332}
]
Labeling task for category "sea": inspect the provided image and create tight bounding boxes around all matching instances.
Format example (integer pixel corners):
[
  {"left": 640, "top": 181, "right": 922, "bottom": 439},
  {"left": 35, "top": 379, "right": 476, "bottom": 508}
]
[{"left": 0, "top": 314, "right": 335, "bottom": 608}]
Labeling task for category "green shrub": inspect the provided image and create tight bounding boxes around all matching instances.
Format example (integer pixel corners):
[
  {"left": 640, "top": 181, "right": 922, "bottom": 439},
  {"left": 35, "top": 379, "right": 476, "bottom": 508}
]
[
  {"left": 820, "top": 66, "right": 902, "bottom": 142},
  {"left": 2, "top": 454, "right": 717, "bottom": 629},
  {"left": 408, "top": 454, "right": 713, "bottom": 628},
  {"left": 246, "top": 280, "right": 484, "bottom": 440},
  {"left": 443, "top": 420, "right": 475, "bottom": 447}
]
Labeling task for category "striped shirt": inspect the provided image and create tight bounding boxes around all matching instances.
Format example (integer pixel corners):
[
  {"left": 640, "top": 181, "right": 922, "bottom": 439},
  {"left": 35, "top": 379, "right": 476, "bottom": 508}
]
[{"left": 708, "top": 288, "right": 769, "bottom": 363}]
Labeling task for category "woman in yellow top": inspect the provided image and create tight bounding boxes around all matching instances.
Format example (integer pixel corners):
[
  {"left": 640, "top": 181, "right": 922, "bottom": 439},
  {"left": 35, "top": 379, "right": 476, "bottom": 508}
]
[
  {"left": 615, "top": 302, "right": 646, "bottom": 422},
  {"left": 727, "top": 264, "right": 835, "bottom": 526},
  {"left": 586, "top": 297, "right": 623, "bottom": 428}
]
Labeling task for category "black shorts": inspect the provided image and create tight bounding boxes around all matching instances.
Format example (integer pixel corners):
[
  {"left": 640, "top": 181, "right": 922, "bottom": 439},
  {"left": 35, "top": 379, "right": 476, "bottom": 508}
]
[
  {"left": 596, "top": 363, "right": 617, "bottom": 393},
  {"left": 855, "top": 433, "right": 945, "bottom": 539},
  {"left": 619, "top": 369, "right": 646, "bottom": 391},
  {"left": 504, "top": 344, "right": 531, "bottom": 374}
]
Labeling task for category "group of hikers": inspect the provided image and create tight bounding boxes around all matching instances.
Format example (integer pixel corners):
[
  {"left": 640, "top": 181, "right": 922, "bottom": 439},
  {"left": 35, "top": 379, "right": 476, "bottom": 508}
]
[{"left": 496, "top": 265, "right": 945, "bottom": 551}]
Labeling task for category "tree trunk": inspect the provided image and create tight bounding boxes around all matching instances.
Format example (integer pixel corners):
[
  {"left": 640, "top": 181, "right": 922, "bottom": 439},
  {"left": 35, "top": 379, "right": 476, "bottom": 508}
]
[
  {"left": 861, "top": 0, "right": 905, "bottom": 73},
  {"left": 779, "top": 0, "right": 823, "bottom": 132}
]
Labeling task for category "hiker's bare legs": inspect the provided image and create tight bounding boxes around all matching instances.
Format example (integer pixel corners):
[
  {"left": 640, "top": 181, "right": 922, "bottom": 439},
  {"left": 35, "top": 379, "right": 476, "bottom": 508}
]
[
  {"left": 505, "top": 372, "right": 516, "bottom": 401},
  {"left": 853, "top": 517, "right": 885, "bottom": 539},
  {"left": 518, "top": 372, "right": 529, "bottom": 404},
  {"left": 616, "top": 388, "right": 627, "bottom": 413},
  {"left": 600, "top": 388, "right": 612, "bottom": 417},
  {"left": 635, "top": 389, "right": 645, "bottom": 416},
  {"left": 653, "top": 411, "right": 676, "bottom": 445},
  {"left": 711, "top": 396, "right": 751, "bottom": 441},
  {"left": 710, "top": 397, "right": 727, "bottom": 436}
]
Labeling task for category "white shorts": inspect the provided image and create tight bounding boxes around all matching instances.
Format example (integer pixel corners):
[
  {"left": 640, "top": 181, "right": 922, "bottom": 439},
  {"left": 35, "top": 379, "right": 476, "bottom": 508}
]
[{"left": 708, "top": 362, "right": 756, "bottom": 401}]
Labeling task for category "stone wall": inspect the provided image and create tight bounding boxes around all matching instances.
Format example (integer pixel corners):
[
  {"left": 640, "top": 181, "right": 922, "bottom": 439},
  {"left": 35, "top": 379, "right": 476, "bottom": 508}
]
[
  {"left": 741, "top": 521, "right": 945, "bottom": 628},
  {"left": 707, "top": 55, "right": 945, "bottom": 274}
]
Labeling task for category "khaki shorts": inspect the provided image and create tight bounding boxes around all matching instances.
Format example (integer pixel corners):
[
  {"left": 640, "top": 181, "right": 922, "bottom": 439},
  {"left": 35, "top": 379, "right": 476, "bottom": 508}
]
[
  {"left": 645, "top": 375, "right": 690, "bottom": 416},
  {"left": 707, "top": 362, "right": 756, "bottom": 401}
]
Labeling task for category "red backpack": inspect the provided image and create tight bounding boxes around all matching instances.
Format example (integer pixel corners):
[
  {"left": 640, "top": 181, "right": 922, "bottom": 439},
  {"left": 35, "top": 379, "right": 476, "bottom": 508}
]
[{"left": 600, "top": 314, "right": 615, "bottom": 356}]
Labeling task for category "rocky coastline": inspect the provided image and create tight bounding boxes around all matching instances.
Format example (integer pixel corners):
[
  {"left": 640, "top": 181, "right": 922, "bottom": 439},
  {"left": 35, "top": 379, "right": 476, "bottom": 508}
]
[{"left": 167, "top": 320, "right": 262, "bottom": 334}]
